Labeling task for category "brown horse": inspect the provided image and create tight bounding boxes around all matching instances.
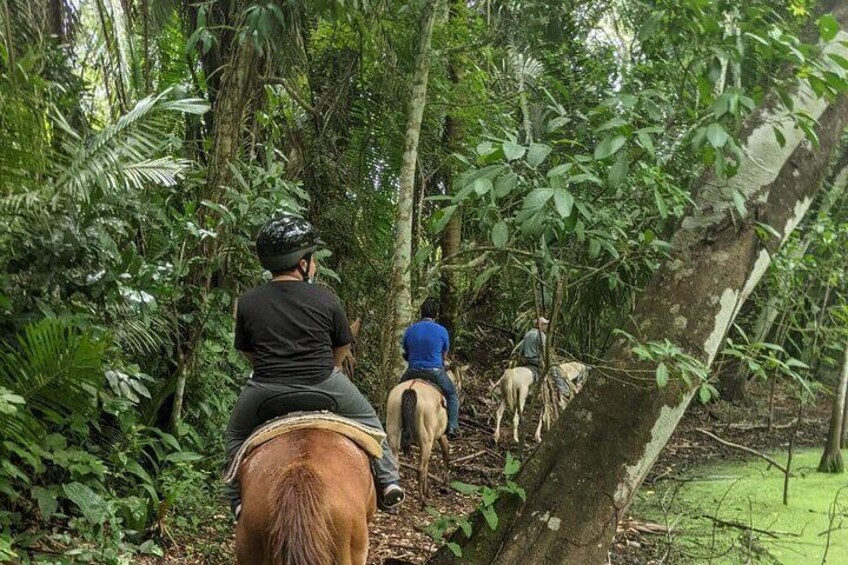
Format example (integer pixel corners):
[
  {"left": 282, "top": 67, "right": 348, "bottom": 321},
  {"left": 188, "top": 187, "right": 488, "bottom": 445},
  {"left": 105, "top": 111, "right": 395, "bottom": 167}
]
[
  {"left": 234, "top": 321, "right": 377, "bottom": 565},
  {"left": 385, "top": 364, "right": 466, "bottom": 505}
]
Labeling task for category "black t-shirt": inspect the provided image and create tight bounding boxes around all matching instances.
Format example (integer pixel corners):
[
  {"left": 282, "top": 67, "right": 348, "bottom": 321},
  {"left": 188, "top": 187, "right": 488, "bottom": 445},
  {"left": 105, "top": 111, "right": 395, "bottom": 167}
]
[{"left": 234, "top": 281, "right": 352, "bottom": 385}]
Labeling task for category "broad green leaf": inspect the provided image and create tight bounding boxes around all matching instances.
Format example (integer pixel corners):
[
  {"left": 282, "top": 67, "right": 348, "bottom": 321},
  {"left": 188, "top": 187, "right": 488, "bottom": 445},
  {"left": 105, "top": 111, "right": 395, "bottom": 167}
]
[
  {"left": 594, "top": 135, "right": 626, "bottom": 160},
  {"left": 430, "top": 205, "right": 457, "bottom": 233},
  {"left": 547, "top": 163, "right": 573, "bottom": 178},
  {"left": 818, "top": 14, "right": 840, "bottom": 42},
  {"left": 472, "top": 177, "right": 493, "bottom": 196},
  {"left": 654, "top": 188, "right": 668, "bottom": 219},
  {"left": 450, "top": 481, "right": 480, "bottom": 495},
  {"left": 447, "top": 543, "right": 463, "bottom": 557},
  {"left": 706, "top": 123, "right": 729, "bottom": 148},
  {"left": 476, "top": 141, "right": 494, "bottom": 155},
  {"left": 63, "top": 482, "right": 109, "bottom": 525},
  {"left": 638, "top": 11, "right": 663, "bottom": 42},
  {"left": 827, "top": 53, "right": 848, "bottom": 70},
  {"left": 165, "top": 451, "right": 204, "bottom": 463},
  {"left": 523, "top": 187, "right": 555, "bottom": 210},
  {"left": 608, "top": 151, "right": 629, "bottom": 187},
  {"left": 481, "top": 504, "right": 499, "bottom": 530},
  {"left": 636, "top": 131, "right": 655, "bottom": 156},
  {"left": 32, "top": 486, "right": 58, "bottom": 520},
  {"left": 588, "top": 239, "right": 601, "bottom": 258},
  {"left": 503, "top": 141, "right": 526, "bottom": 161},
  {"left": 504, "top": 453, "right": 521, "bottom": 477},
  {"left": 656, "top": 362, "right": 669, "bottom": 388},
  {"left": 772, "top": 126, "right": 786, "bottom": 148},
  {"left": 698, "top": 385, "right": 711, "bottom": 404},
  {"left": 731, "top": 189, "right": 747, "bottom": 218},
  {"left": 527, "top": 143, "right": 552, "bottom": 168},
  {"left": 491, "top": 221, "right": 509, "bottom": 248},
  {"left": 494, "top": 173, "right": 518, "bottom": 198},
  {"left": 553, "top": 189, "right": 574, "bottom": 218}
]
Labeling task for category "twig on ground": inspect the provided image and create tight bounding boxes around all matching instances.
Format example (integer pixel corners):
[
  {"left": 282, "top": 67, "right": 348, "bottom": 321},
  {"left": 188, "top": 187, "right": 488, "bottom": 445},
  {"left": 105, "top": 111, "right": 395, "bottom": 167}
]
[
  {"left": 695, "top": 428, "right": 789, "bottom": 474},
  {"left": 400, "top": 461, "right": 444, "bottom": 484},
  {"left": 452, "top": 450, "right": 487, "bottom": 465},
  {"left": 698, "top": 515, "right": 798, "bottom": 539}
]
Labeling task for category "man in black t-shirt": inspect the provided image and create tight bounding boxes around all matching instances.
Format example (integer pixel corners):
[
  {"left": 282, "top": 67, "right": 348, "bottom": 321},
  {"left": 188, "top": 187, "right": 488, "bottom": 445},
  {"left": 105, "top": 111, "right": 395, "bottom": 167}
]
[{"left": 224, "top": 215, "right": 404, "bottom": 519}]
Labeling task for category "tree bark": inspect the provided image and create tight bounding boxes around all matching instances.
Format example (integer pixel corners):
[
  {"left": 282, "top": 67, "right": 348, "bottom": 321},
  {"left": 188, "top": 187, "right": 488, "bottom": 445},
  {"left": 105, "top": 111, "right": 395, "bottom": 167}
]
[
  {"left": 438, "top": 0, "right": 464, "bottom": 340},
  {"left": 389, "top": 0, "right": 439, "bottom": 373},
  {"left": 204, "top": 33, "right": 258, "bottom": 203},
  {"left": 430, "top": 10, "right": 848, "bottom": 563},
  {"left": 819, "top": 343, "right": 848, "bottom": 473}
]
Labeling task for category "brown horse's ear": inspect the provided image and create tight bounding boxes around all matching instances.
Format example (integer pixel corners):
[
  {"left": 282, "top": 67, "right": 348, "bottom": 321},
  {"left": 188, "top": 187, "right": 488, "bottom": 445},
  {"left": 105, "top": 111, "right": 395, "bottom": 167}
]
[{"left": 350, "top": 318, "right": 361, "bottom": 338}]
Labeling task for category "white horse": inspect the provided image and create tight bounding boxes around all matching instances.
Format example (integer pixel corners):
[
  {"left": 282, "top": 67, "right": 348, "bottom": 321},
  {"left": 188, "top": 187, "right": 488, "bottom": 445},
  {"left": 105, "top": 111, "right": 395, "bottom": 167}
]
[{"left": 493, "top": 361, "right": 589, "bottom": 444}]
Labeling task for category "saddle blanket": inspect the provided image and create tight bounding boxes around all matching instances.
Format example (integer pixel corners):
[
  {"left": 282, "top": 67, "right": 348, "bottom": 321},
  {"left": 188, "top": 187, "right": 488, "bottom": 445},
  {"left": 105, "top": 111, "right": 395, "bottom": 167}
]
[{"left": 223, "top": 411, "right": 385, "bottom": 484}]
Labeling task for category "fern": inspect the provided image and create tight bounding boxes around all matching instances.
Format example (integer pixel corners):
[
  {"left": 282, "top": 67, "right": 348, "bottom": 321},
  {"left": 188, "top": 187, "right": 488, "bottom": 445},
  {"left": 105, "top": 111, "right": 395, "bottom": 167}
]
[{"left": 0, "top": 318, "right": 107, "bottom": 432}]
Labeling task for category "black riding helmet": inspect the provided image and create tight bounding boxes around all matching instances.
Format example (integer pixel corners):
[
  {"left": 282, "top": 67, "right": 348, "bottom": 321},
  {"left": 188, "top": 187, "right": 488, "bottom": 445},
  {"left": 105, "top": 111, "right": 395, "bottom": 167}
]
[{"left": 255, "top": 214, "right": 325, "bottom": 273}]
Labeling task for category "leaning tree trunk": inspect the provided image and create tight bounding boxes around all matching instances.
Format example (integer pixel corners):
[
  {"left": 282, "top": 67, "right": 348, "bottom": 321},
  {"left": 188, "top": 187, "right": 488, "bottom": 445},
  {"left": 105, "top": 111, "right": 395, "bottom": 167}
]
[
  {"left": 389, "top": 0, "right": 439, "bottom": 373},
  {"left": 842, "top": 379, "right": 848, "bottom": 448},
  {"left": 430, "top": 9, "right": 848, "bottom": 564},
  {"left": 819, "top": 343, "right": 848, "bottom": 472}
]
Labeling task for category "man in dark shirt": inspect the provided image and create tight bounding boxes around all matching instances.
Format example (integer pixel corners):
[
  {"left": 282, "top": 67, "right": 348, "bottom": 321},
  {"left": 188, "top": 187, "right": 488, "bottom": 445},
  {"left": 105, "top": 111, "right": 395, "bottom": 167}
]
[
  {"left": 225, "top": 215, "right": 404, "bottom": 518},
  {"left": 399, "top": 298, "right": 460, "bottom": 438}
]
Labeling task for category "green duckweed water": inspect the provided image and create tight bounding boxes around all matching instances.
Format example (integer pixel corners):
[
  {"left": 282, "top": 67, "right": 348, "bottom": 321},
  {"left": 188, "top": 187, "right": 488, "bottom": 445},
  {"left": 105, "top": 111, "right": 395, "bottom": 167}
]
[{"left": 630, "top": 449, "right": 848, "bottom": 564}]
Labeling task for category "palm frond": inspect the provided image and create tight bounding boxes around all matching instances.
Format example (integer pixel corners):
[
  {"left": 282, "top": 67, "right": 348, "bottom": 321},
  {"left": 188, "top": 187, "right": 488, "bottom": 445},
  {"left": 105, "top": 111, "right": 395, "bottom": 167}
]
[{"left": 51, "top": 88, "right": 208, "bottom": 202}]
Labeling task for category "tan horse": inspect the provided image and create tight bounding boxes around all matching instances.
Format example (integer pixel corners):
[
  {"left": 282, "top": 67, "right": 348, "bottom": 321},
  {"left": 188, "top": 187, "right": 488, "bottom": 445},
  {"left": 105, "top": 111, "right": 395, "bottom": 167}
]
[
  {"left": 385, "top": 364, "right": 466, "bottom": 505},
  {"left": 493, "top": 361, "right": 589, "bottom": 444},
  {"left": 234, "top": 321, "right": 376, "bottom": 565}
]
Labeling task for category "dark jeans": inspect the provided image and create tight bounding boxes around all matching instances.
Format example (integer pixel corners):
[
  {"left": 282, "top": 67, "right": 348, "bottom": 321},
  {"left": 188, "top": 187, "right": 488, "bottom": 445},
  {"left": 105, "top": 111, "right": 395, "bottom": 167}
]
[
  {"left": 400, "top": 367, "right": 460, "bottom": 432},
  {"left": 224, "top": 369, "right": 400, "bottom": 510}
]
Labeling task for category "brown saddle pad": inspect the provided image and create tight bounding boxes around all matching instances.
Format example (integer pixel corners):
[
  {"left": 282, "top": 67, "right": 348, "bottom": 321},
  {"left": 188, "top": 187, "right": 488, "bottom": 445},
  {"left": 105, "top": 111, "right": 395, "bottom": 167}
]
[{"left": 222, "top": 411, "right": 385, "bottom": 484}]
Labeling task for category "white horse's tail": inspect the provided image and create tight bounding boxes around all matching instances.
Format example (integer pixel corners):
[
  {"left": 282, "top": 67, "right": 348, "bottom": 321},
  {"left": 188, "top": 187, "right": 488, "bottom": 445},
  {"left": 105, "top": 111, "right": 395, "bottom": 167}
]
[{"left": 501, "top": 369, "right": 517, "bottom": 410}]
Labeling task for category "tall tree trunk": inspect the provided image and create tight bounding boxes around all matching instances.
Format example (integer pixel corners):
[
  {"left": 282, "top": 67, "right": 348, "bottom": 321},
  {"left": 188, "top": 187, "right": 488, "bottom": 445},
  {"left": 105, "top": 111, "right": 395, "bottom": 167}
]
[
  {"left": 389, "top": 0, "right": 439, "bottom": 373},
  {"left": 204, "top": 36, "right": 258, "bottom": 203},
  {"left": 438, "top": 0, "right": 465, "bottom": 339},
  {"left": 430, "top": 10, "right": 848, "bottom": 562},
  {"left": 819, "top": 344, "right": 848, "bottom": 472},
  {"left": 172, "top": 2, "right": 259, "bottom": 427}
]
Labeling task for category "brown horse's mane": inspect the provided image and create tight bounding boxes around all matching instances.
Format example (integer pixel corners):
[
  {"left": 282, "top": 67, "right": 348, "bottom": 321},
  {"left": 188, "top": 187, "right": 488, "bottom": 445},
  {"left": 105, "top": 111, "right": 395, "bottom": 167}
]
[{"left": 269, "top": 462, "right": 335, "bottom": 565}]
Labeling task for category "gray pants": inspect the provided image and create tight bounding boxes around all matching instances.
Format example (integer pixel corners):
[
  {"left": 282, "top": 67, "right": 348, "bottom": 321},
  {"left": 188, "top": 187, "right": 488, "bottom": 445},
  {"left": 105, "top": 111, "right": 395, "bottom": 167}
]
[{"left": 224, "top": 369, "right": 400, "bottom": 508}]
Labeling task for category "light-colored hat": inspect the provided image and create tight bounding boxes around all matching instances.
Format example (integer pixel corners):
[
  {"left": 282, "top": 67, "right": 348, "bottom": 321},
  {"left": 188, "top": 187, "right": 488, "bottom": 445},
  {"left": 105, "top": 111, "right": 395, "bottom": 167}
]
[{"left": 537, "top": 317, "right": 549, "bottom": 325}]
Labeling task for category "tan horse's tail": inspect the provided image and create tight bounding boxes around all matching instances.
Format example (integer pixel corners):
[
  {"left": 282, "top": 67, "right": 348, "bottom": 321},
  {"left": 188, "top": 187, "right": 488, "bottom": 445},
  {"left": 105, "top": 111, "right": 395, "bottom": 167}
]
[
  {"left": 400, "top": 388, "right": 417, "bottom": 455},
  {"left": 269, "top": 463, "right": 334, "bottom": 565}
]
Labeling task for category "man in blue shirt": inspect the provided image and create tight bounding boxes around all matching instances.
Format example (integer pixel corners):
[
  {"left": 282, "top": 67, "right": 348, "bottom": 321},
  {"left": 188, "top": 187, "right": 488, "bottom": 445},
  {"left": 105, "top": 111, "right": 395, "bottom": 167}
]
[{"left": 400, "top": 298, "right": 460, "bottom": 438}]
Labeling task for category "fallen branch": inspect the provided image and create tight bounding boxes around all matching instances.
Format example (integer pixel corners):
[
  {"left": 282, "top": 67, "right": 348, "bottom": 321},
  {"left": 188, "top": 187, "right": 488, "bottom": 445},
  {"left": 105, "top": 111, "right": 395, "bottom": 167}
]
[
  {"left": 617, "top": 519, "right": 670, "bottom": 535},
  {"left": 452, "top": 450, "right": 487, "bottom": 465},
  {"left": 698, "top": 515, "right": 799, "bottom": 539},
  {"left": 695, "top": 428, "right": 788, "bottom": 474},
  {"left": 727, "top": 418, "right": 799, "bottom": 431}
]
